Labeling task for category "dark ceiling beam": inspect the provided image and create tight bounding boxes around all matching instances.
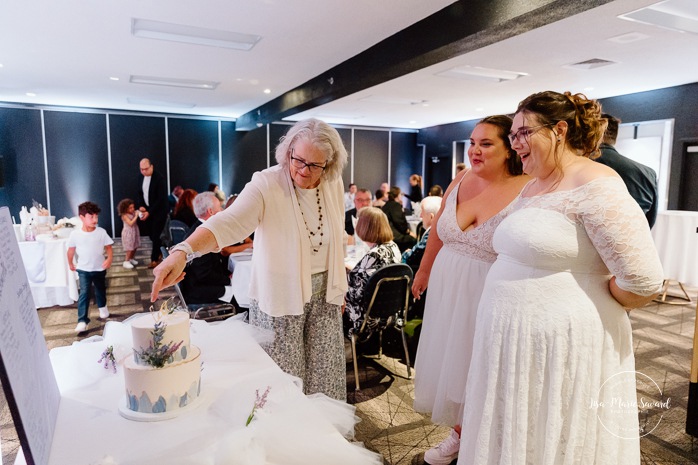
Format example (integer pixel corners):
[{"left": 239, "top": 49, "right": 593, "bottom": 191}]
[{"left": 236, "top": 0, "right": 613, "bottom": 131}]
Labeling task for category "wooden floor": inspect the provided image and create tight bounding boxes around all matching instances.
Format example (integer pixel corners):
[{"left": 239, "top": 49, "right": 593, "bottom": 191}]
[{"left": 2, "top": 239, "right": 698, "bottom": 464}]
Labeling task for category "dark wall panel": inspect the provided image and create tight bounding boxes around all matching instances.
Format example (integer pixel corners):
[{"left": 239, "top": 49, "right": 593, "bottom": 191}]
[
  {"left": 337, "top": 128, "right": 352, "bottom": 189},
  {"left": 354, "top": 130, "right": 389, "bottom": 196},
  {"left": 220, "top": 121, "right": 237, "bottom": 197},
  {"left": 269, "top": 123, "right": 290, "bottom": 167},
  {"left": 109, "top": 114, "right": 166, "bottom": 236},
  {"left": 0, "top": 108, "right": 45, "bottom": 219},
  {"left": 391, "top": 131, "right": 421, "bottom": 201},
  {"left": 232, "top": 126, "right": 270, "bottom": 193},
  {"left": 44, "top": 111, "right": 111, "bottom": 233},
  {"left": 168, "top": 118, "right": 219, "bottom": 194}
]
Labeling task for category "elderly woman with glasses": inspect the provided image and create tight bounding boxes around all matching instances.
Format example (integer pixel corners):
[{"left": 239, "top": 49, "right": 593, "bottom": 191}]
[{"left": 151, "top": 118, "right": 349, "bottom": 401}]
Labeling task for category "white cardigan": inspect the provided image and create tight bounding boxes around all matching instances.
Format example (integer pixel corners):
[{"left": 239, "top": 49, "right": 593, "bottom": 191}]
[{"left": 202, "top": 165, "right": 347, "bottom": 317}]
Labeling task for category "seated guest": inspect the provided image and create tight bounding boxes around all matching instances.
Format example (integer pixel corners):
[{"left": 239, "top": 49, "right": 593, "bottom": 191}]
[
  {"left": 428, "top": 184, "right": 443, "bottom": 197},
  {"left": 180, "top": 192, "right": 238, "bottom": 305},
  {"left": 401, "top": 195, "right": 442, "bottom": 273},
  {"left": 344, "top": 187, "right": 372, "bottom": 243},
  {"left": 343, "top": 207, "right": 401, "bottom": 337},
  {"left": 382, "top": 186, "right": 417, "bottom": 252},
  {"left": 168, "top": 185, "right": 183, "bottom": 213},
  {"left": 373, "top": 188, "right": 388, "bottom": 208},
  {"left": 172, "top": 188, "right": 198, "bottom": 227}
]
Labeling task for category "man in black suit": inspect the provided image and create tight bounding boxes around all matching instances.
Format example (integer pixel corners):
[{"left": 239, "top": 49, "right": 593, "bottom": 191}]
[
  {"left": 137, "top": 158, "right": 169, "bottom": 267},
  {"left": 595, "top": 114, "right": 659, "bottom": 228},
  {"left": 180, "top": 192, "right": 238, "bottom": 305},
  {"left": 344, "top": 187, "right": 372, "bottom": 243}
]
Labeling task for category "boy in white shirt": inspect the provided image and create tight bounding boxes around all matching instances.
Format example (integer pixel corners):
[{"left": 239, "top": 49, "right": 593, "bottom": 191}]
[{"left": 67, "top": 201, "right": 114, "bottom": 333}]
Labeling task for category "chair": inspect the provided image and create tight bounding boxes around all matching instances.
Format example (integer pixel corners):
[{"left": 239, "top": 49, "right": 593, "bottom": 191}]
[
  {"left": 349, "top": 263, "right": 413, "bottom": 391},
  {"left": 168, "top": 219, "right": 188, "bottom": 246},
  {"left": 160, "top": 247, "right": 237, "bottom": 322}
]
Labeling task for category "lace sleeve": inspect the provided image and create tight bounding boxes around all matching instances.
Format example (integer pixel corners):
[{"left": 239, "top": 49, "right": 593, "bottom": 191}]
[{"left": 576, "top": 177, "right": 663, "bottom": 296}]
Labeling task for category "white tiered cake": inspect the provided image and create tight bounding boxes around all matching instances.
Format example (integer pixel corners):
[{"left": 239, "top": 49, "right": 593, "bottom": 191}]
[{"left": 123, "top": 311, "right": 201, "bottom": 415}]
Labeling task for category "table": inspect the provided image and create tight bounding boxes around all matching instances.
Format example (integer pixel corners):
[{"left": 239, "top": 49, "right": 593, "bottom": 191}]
[
  {"left": 18, "top": 236, "right": 78, "bottom": 308},
  {"left": 651, "top": 210, "right": 698, "bottom": 302},
  {"left": 406, "top": 215, "right": 421, "bottom": 236},
  {"left": 228, "top": 251, "right": 253, "bottom": 308},
  {"left": 14, "top": 317, "right": 381, "bottom": 465}
]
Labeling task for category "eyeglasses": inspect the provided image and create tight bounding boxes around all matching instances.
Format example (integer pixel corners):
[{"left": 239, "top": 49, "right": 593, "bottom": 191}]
[
  {"left": 508, "top": 124, "right": 552, "bottom": 145},
  {"left": 290, "top": 148, "right": 327, "bottom": 173}
]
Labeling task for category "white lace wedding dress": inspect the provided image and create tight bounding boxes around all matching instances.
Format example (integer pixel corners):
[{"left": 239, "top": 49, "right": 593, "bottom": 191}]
[{"left": 459, "top": 177, "right": 664, "bottom": 465}]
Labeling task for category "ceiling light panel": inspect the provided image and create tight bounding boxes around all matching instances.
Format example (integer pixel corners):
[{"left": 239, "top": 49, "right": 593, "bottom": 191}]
[
  {"left": 127, "top": 97, "right": 196, "bottom": 108},
  {"left": 129, "top": 75, "right": 219, "bottom": 90},
  {"left": 436, "top": 65, "right": 527, "bottom": 83},
  {"left": 619, "top": 0, "right": 698, "bottom": 34},
  {"left": 132, "top": 18, "right": 261, "bottom": 50}
]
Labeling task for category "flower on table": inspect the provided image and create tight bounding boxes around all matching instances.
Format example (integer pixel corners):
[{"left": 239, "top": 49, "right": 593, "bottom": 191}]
[
  {"left": 97, "top": 345, "right": 117, "bottom": 373},
  {"left": 245, "top": 386, "right": 271, "bottom": 426}
]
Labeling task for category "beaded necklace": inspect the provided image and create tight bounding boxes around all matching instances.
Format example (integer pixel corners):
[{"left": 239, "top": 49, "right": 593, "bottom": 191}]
[{"left": 295, "top": 185, "right": 324, "bottom": 254}]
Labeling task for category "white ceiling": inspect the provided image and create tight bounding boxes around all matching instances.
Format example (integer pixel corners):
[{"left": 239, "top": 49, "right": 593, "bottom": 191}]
[{"left": 1, "top": 0, "right": 697, "bottom": 130}]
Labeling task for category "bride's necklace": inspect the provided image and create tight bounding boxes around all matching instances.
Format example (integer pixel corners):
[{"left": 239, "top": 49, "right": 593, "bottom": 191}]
[{"left": 295, "top": 185, "right": 324, "bottom": 254}]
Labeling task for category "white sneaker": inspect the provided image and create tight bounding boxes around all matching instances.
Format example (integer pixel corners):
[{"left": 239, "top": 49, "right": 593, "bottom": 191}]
[
  {"left": 129, "top": 259, "right": 138, "bottom": 266},
  {"left": 99, "top": 306, "right": 110, "bottom": 319},
  {"left": 75, "top": 321, "right": 88, "bottom": 332},
  {"left": 424, "top": 429, "right": 460, "bottom": 465},
  {"left": 123, "top": 261, "right": 134, "bottom": 269}
]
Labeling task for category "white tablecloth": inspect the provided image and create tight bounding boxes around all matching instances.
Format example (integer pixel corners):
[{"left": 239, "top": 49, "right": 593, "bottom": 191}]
[
  {"left": 18, "top": 237, "right": 78, "bottom": 308},
  {"left": 651, "top": 210, "right": 698, "bottom": 287},
  {"left": 14, "top": 317, "right": 380, "bottom": 465},
  {"left": 228, "top": 252, "right": 253, "bottom": 308}
]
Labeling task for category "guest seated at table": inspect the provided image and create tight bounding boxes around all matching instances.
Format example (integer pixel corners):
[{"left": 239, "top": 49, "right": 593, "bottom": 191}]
[
  {"left": 180, "top": 192, "right": 238, "bottom": 305},
  {"left": 172, "top": 188, "right": 198, "bottom": 227},
  {"left": 373, "top": 188, "right": 387, "bottom": 208},
  {"left": 343, "top": 207, "right": 401, "bottom": 338},
  {"left": 382, "top": 186, "right": 417, "bottom": 252},
  {"left": 401, "top": 195, "right": 442, "bottom": 274},
  {"left": 344, "top": 187, "right": 372, "bottom": 244}
]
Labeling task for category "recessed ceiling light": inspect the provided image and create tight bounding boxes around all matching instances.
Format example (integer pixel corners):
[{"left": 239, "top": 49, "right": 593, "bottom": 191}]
[
  {"left": 263, "top": 89, "right": 271, "bottom": 94},
  {"left": 584, "top": 87, "right": 595, "bottom": 92},
  {"left": 127, "top": 97, "right": 196, "bottom": 108},
  {"left": 110, "top": 77, "right": 119, "bottom": 81},
  {"left": 132, "top": 18, "right": 261, "bottom": 51},
  {"left": 409, "top": 120, "right": 417, "bottom": 124},
  {"left": 26, "top": 92, "right": 36, "bottom": 97},
  {"left": 607, "top": 32, "right": 650, "bottom": 44},
  {"left": 475, "top": 107, "right": 484, "bottom": 111},
  {"left": 130, "top": 75, "right": 219, "bottom": 90},
  {"left": 359, "top": 96, "right": 427, "bottom": 105},
  {"left": 437, "top": 65, "right": 528, "bottom": 83}
]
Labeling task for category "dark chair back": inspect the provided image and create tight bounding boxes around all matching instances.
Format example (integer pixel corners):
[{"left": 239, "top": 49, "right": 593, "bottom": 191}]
[
  {"left": 360, "top": 263, "right": 413, "bottom": 332},
  {"left": 350, "top": 263, "right": 413, "bottom": 390},
  {"left": 169, "top": 219, "right": 188, "bottom": 245},
  {"left": 160, "top": 246, "right": 236, "bottom": 322}
]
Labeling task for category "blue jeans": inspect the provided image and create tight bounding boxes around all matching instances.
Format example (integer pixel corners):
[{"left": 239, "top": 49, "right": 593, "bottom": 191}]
[{"left": 77, "top": 270, "right": 107, "bottom": 324}]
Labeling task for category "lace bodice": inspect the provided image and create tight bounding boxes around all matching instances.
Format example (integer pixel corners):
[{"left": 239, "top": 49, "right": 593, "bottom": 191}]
[
  {"left": 436, "top": 177, "right": 515, "bottom": 263},
  {"left": 495, "top": 176, "right": 663, "bottom": 296}
]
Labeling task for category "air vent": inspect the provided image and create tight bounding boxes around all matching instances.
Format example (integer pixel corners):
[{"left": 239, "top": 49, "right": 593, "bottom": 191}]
[{"left": 564, "top": 58, "right": 617, "bottom": 70}]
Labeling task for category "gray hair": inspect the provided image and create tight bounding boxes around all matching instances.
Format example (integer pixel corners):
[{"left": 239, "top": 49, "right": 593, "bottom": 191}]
[
  {"left": 193, "top": 192, "right": 219, "bottom": 219},
  {"left": 420, "top": 195, "right": 442, "bottom": 215},
  {"left": 274, "top": 118, "right": 347, "bottom": 181}
]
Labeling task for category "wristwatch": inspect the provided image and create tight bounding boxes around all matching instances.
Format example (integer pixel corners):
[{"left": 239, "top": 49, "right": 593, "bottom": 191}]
[{"left": 169, "top": 242, "right": 201, "bottom": 263}]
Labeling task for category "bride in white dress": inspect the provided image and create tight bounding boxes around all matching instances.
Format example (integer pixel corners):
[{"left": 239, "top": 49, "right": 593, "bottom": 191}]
[{"left": 459, "top": 91, "right": 664, "bottom": 464}]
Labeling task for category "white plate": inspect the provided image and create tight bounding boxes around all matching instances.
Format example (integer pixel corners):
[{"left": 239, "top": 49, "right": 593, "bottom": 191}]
[{"left": 118, "top": 394, "right": 203, "bottom": 422}]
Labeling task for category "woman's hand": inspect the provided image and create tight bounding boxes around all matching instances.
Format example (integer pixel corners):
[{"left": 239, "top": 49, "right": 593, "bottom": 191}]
[
  {"left": 609, "top": 276, "right": 658, "bottom": 311},
  {"left": 150, "top": 251, "right": 187, "bottom": 301},
  {"left": 412, "top": 269, "right": 429, "bottom": 299}
]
